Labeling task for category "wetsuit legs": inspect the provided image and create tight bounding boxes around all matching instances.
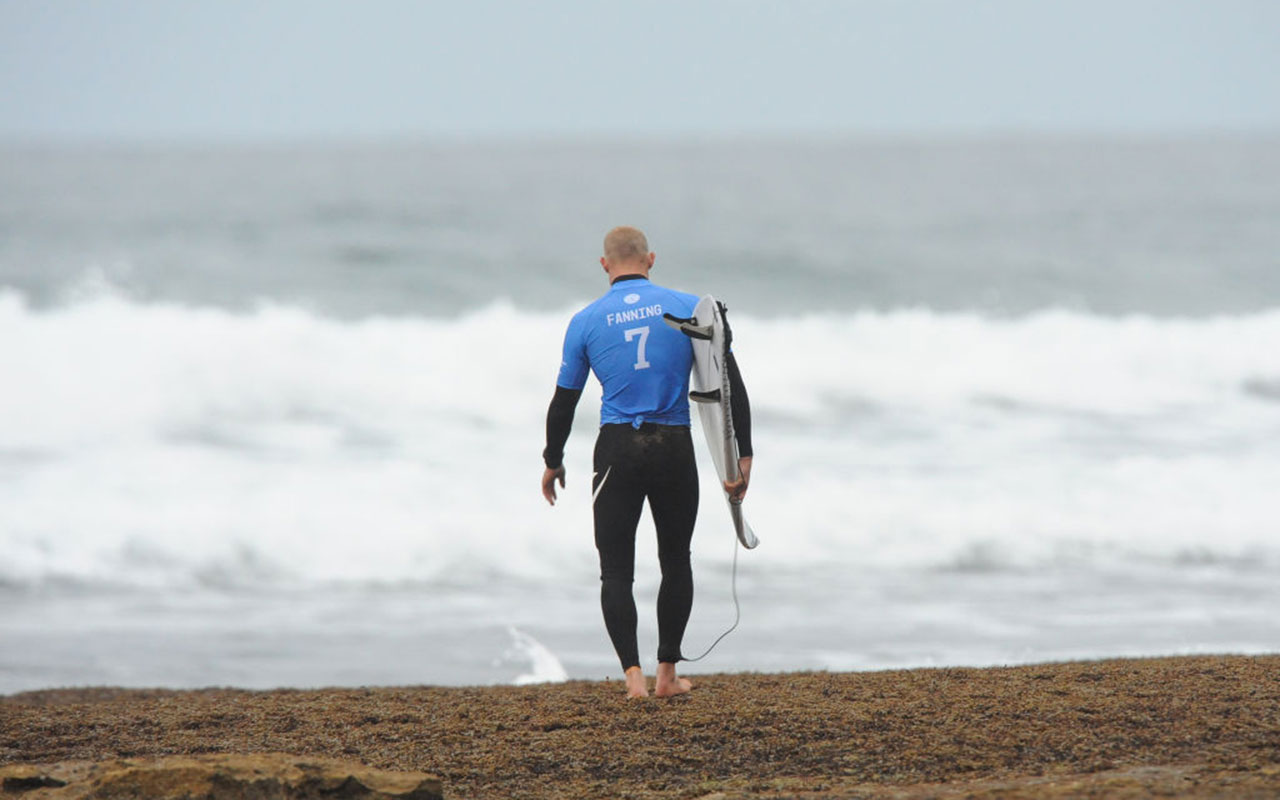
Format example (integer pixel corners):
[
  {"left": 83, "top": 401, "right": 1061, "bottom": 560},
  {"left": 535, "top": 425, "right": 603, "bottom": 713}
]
[
  {"left": 650, "top": 439, "right": 698, "bottom": 664},
  {"left": 593, "top": 461, "right": 645, "bottom": 671},
  {"left": 593, "top": 424, "right": 699, "bottom": 672}
]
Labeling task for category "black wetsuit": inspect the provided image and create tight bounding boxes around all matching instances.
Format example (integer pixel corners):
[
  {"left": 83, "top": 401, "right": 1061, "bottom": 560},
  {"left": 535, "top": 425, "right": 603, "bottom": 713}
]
[{"left": 544, "top": 276, "right": 752, "bottom": 670}]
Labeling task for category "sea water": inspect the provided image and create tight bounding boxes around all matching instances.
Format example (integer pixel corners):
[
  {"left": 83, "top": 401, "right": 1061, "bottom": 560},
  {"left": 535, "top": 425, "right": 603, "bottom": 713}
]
[{"left": 1, "top": 137, "right": 1278, "bottom": 693}]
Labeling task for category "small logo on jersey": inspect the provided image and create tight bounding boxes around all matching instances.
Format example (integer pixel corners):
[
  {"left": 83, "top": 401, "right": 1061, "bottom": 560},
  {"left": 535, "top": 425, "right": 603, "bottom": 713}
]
[{"left": 623, "top": 293, "right": 640, "bottom": 304}]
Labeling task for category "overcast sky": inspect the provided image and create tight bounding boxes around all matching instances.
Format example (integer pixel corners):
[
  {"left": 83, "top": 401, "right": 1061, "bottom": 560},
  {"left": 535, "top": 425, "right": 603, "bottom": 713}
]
[{"left": 2, "top": 0, "right": 1277, "bottom": 141}]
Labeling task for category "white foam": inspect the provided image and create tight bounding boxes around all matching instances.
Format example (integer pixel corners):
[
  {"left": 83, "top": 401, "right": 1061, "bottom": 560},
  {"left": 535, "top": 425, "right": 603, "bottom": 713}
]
[
  {"left": 506, "top": 627, "right": 569, "bottom": 685},
  {"left": 2, "top": 290, "right": 1279, "bottom": 589}
]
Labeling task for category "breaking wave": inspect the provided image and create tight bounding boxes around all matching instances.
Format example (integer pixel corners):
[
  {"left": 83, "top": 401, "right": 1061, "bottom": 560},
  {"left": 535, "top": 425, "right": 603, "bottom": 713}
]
[{"left": 3, "top": 289, "right": 1279, "bottom": 590}]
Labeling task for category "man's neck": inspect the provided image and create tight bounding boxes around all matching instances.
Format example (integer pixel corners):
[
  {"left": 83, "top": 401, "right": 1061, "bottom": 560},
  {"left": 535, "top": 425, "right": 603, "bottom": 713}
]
[{"left": 610, "top": 273, "right": 648, "bottom": 285}]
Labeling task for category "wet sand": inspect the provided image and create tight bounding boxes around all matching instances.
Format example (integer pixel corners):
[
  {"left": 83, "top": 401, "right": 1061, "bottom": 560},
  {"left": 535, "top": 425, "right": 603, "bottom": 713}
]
[{"left": 4, "top": 655, "right": 1279, "bottom": 799}]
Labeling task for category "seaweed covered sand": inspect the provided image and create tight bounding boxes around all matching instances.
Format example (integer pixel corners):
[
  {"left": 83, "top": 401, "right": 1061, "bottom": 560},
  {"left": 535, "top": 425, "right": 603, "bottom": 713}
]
[{"left": 4, "top": 656, "right": 1279, "bottom": 798}]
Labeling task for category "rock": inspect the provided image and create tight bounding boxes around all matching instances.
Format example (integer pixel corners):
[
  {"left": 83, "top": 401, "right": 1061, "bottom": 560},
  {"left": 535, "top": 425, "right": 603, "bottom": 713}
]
[
  {"left": 0, "top": 754, "right": 442, "bottom": 800},
  {"left": 2, "top": 767, "right": 67, "bottom": 793}
]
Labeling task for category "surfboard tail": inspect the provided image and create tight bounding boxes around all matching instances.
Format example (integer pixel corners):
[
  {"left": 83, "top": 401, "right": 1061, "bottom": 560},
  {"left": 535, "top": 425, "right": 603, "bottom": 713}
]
[{"left": 729, "top": 503, "right": 760, "bottom": 549}]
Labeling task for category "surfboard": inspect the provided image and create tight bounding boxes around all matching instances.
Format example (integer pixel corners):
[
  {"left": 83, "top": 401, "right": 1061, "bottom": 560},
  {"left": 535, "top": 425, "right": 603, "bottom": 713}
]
[{"left": 665, "top": 296, "right": 759, "bottom": 549}]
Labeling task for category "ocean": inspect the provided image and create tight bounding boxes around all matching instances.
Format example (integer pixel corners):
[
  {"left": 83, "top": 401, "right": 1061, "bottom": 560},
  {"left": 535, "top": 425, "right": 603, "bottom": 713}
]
[{"left": 2, "top": 135, "right": 1278, "bottom": 693}]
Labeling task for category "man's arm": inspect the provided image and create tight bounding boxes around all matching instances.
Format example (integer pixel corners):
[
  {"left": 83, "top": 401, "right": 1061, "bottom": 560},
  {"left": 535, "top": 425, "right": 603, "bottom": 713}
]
[
  {"left": 727, "top": 352, "right": 752, "bottom": 458},
  {"left": 725, "top": 352, "right": 753, "bottom": 501},
  {"left": 541, "top": 385, "right": 583, "bottom": 505}
]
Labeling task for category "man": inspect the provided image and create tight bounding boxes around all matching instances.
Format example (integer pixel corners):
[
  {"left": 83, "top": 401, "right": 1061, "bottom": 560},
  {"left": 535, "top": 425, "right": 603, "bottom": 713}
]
[{"left": 540, "top": 226, "right": 753, "bottom": 699}]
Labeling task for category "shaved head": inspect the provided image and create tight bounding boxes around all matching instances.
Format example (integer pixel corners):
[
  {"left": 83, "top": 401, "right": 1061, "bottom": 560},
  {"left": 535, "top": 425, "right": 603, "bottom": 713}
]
[{"left": 603, "top": 226, "right": 650, "bottom": 265}]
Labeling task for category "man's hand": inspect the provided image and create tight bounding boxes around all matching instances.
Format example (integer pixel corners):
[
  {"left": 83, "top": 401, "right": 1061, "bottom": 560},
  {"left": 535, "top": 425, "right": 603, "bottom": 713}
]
[
  {"left": 723, "top": 456, "right": 752, "bottom": 503},
  {"left": 542, "top": 465, "right": 566, "bottom": 506}
]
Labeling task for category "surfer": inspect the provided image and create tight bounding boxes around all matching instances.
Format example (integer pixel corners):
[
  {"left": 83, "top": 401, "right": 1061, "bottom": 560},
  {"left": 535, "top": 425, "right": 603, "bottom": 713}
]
[{"left": 540, "top": 226, "right": 753, "bottom": 699}]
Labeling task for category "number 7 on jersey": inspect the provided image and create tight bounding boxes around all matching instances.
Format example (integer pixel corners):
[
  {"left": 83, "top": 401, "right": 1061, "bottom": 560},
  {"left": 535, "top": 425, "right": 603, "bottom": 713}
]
[{"left": 625, "top": 326, "right": 651, "bottom": 370}]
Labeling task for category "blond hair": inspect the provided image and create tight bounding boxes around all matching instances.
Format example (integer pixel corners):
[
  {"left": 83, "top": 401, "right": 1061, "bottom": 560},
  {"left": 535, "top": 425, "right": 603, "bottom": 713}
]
[{"left": 603, "top": 226, "right": 650, "bottom": 265}]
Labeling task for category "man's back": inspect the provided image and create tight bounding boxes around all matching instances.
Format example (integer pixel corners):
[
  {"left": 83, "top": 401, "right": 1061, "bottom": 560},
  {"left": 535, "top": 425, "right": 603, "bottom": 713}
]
[{"left": 557, "top": 276, "right": 699, "bottom": 426}]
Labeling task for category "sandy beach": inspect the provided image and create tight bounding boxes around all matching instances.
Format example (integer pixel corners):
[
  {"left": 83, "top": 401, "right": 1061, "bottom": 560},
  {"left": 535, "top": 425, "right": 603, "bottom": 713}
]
[{"left": 3, "top": 655, "right": 1279, "bottom": 798}]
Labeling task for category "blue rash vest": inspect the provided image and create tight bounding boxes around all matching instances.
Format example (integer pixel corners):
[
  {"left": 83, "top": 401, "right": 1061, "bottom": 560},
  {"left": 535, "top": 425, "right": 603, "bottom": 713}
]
[{"left": 556, "top": 276, "right": 699, "bottom": 427}]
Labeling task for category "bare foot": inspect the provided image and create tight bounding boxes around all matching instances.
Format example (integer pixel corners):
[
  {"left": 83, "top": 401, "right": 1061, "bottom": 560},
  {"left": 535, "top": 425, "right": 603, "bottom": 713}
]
[
  {"left": 656, "top": 676, "right": 693, "bottom": 698},
  {"left": 623, "top": 666, "right": 649, "bottom": 699},
  {"left": 654, "top": 662, "right": 694, "bottom": 698}
]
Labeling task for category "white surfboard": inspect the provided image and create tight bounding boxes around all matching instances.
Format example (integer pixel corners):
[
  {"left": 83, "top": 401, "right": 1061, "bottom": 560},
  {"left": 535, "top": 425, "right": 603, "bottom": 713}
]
[{"left": 665, "top": 295, "right": 759, "bottom": 549}]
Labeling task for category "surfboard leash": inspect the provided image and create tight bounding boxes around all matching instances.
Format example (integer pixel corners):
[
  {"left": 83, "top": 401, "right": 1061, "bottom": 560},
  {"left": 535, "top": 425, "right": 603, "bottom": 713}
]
[{"left": 680, "top": 534, "right": 743, "bottom": 663}]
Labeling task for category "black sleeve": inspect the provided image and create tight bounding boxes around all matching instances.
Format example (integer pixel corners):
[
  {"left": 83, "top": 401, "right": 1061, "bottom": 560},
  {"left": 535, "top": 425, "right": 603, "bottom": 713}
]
[
  {"left": 542, "top": 385, "right": 583, "bottom": 469},
  {"left": 727, "top": 352, "right": 753, "bottom": 458}
]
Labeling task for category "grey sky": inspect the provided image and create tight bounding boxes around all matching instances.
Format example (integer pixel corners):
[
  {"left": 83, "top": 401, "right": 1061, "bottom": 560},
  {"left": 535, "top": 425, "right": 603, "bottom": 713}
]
[{"left": 2, "top": 0, "right": 1277, "bottom": 141}]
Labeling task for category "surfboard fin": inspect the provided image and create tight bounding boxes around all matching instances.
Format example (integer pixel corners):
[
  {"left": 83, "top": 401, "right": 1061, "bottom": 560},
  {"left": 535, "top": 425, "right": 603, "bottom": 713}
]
[
  {"left": 663, "top": 313, "right": 713, "bottom": 340},
  {"left": 689, "top": 389, "right": 721, "bottom": 404}
]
